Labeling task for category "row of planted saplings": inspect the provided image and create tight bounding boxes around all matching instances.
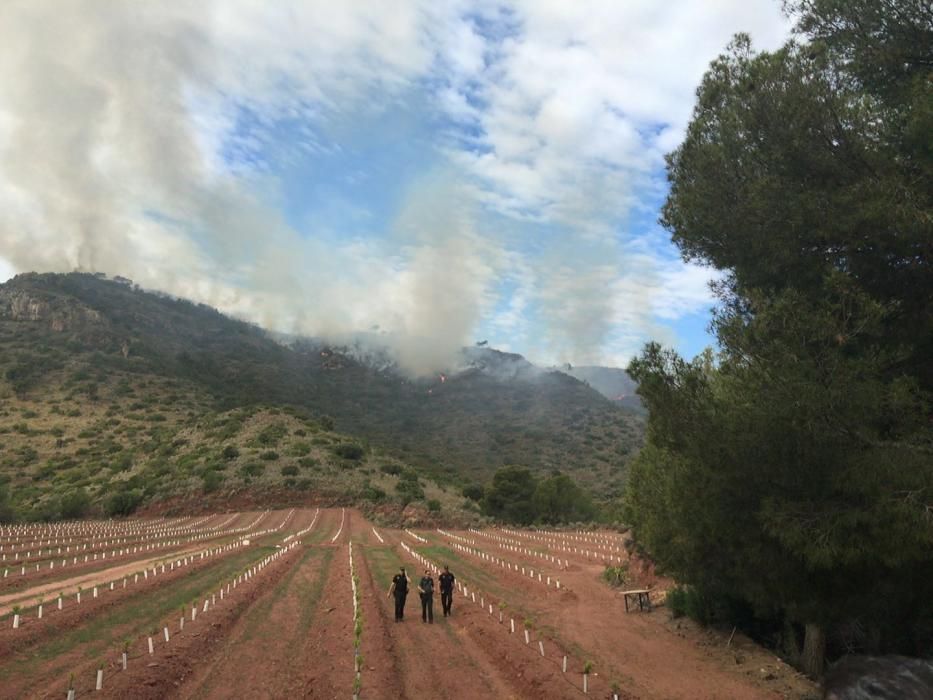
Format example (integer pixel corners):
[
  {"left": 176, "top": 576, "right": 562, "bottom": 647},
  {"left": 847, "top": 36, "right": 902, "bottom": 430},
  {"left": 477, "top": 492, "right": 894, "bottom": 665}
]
[
  {"left": 1, "top": 509, "right": 267, "bottom": 555},
  {"left": 473, "top": 526, "right": 626, "bottom": 565},
  {"left": 466, "top": 527, "right": 575, "bottom": 568},
  {"left": 0, "top": 515, "right": 186, "bottom": 542},
  {"left": 4, "top": 537, "right": 215, "bottom": 574},
  {"left": 1, "top": 512, "right": 249, "bottom": 557},
  {"left": 7, "top": 540, "right": 248, "bottom": 630},
  {"left": 495, "top": 526, "right": 626, "bottom": 553},
  {"left": 496, "top": 525, "right": 628, "bottom": 554},
  {"left": 490, "top": 526, "right": 623, "bottom": 557},
  {"left": 438, "top": 537, "right": 563, "bottom": 591},
  {"left": 284, "top": 508, "right": 320, "bottom": 542},
  {"left": 349, "top": 542, "right": 364, "bottom": 700},
  {"left": 330, "top": 508, "right": 346, "bottom": 544},
  {"left": 62, "top": 539, "right": 302, "bottom": 699},
  {"left": 0, "top": 512, "right": 239, "bottom": 548},
  {"left": 527, "top": 526, "right": 629, "bottom": 545},
  {"left": 404, "top": 529, "right": 427, "bottom": 543},
  {"left": 400, "top": 541, "right": 624, "bottom": 699},
  {"left": 3, "top": 512, "right": 271, "bottom": 580}
]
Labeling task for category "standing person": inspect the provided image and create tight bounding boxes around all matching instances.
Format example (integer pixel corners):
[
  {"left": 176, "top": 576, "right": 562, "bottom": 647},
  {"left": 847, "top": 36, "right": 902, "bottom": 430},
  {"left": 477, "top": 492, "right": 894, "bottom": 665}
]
[
  {"left": 439, "top": 565, "right": 455, "bottom": 617},
  {"left": 387, "top": 566, "right": 409, "bottom": 622},
  {"left": 418, "top": 568, "right": 435, "bottom": 623}
]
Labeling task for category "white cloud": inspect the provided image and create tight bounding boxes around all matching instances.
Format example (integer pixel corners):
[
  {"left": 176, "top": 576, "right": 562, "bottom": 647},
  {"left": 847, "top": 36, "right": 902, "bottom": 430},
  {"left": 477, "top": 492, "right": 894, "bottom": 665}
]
[
  {"left": 439, "top": 1, "right": 790, "bottom": 230},
  {"left": 0, "top": 1, "right": 789, "bottom": 371}
]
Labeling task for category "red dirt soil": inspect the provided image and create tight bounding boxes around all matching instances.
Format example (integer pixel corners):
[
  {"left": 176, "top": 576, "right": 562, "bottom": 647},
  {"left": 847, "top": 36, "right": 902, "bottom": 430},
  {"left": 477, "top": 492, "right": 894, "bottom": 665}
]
[
  {"left": 0, "top": 511, "right": 818, "bottom": 700},
  {"left": 443, "top": 527, "right": 817, "bottom": 700}
]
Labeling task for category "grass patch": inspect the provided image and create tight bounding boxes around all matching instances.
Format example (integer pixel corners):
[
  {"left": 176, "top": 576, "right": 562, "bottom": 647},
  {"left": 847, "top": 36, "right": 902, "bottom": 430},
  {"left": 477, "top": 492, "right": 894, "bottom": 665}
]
[
  {"left": 238, "top": 547, "right": 327, "bottom": 644},
  {"left": 17, "top": 545, "right": 274, "bottom": 676}
]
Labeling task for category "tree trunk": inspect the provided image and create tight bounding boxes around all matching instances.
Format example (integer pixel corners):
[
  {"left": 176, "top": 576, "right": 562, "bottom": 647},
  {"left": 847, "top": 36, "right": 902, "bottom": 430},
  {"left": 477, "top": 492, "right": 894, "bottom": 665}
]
[
  {"left": 800, "top": 622, "right": 826, "bottom": 678},
  {"left": 782, "top": 618, "right": 801, "bottom": 666}
]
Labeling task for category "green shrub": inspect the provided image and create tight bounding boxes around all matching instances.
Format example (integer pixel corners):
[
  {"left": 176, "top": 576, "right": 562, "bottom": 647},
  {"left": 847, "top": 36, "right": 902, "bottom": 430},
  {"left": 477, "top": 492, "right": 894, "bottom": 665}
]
[
  {"left": 297, "top": 457, "right": 318, "bottom": 469},
  {"left": 601, "top": 564, "right": 628, "bottom": 588},
  {"left": 427, "top": 499, "right": 441, "bottom": 512},
  {"left": 58, "top": 489, "right": 91, "bottom": 519},
  {"left": 334, "top": 443, "right": 364, "bottom": 460},
  {"left": 380, "top": 463, "right": 402, "bottom": 476},
  {"left": 105, "top": 489, "right": 144, "bottom": 517},
  {"left": 240, "top": 462, "right": 265, "bottom": 478},
  {"left": 288, "top": 441, "right": 311, "bottom": 457},
  {"left": 280, "top": 465, "right": 299, "bottom": 477},
  {"left": 202, "top": 471, "right": 223, "bottom": 493},
  {"left": 260, "top": 450, "right": 279, "bottom": 461},
  {"left": 254, "top": 422, "right": 287, "bottom": 447},
  {"left": 362, "top": 485, "right": 386, "bottom": 502},
  {"left": 666, "top": 585, "right": 713, "bottom": 624},
  {"left": 396, "top": 477, "right": 424, "bottom": 505},
  {"left": 462, "top": 483, "right": 484, "bottom": 501},
  {"left": 221, "top": 445, "right": 240, "bottom": 461}
]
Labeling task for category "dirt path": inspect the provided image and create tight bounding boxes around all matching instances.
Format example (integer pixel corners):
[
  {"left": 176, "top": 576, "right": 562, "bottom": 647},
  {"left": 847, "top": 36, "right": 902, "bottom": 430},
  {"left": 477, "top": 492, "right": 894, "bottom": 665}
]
[
  {"left": 171, "top": 508, "right": 334, "bottom": 699},
  {"left": 438, "top": 528, "right": 816, "bottom": 700},
  {"left": 275, "top": 508, "right": 355, "bottom": 698},
  {"left": 177, "top": 548, "right": 331, "bottom": 699},
  {"left": 368, "top": 523, "right": 585, "bottom": 700},
  {"left": 4, "top": 512, "right": 816, "bottom": 700}
]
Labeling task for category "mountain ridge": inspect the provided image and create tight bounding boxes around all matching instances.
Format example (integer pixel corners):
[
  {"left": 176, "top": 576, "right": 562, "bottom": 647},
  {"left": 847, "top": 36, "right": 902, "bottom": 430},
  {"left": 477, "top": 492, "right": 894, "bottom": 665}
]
[{"left": 0, "top": 272, "right": 643, "bottom": 517}]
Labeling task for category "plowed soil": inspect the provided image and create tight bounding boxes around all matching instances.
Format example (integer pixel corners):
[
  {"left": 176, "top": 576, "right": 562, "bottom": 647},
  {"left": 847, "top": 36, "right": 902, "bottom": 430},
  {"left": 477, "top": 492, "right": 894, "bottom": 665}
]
[{"left": 0, "top": 510, "right": 819, "bottom": 700}]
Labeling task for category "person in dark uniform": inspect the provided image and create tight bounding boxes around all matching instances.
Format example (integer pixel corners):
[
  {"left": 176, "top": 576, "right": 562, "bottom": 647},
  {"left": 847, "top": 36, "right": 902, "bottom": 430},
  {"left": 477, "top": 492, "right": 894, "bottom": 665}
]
[
  {"left": 439, "top": 565, "right": 455, "bottom": 617},
  {"left": 387, "top": 566, "right": 410, "bottom": 622},
  {"left": 418, "top": 568, "right": 435, "bottom": 623}
]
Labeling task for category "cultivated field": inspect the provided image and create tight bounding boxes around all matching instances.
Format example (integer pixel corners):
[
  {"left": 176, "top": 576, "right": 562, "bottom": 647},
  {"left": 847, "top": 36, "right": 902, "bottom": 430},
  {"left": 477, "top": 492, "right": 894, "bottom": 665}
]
[{"left": 0, "top": 509, "right": 817, "bottom": 699}]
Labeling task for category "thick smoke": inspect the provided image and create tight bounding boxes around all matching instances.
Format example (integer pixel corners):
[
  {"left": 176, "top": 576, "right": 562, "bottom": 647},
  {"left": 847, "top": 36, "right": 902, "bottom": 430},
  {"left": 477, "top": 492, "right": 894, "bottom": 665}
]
[
  {"left": 0, "top": 1, "right": 731, "bottom": 372},
  {"left": 0, "top": 1, "right": 501, "bottom": 376}
]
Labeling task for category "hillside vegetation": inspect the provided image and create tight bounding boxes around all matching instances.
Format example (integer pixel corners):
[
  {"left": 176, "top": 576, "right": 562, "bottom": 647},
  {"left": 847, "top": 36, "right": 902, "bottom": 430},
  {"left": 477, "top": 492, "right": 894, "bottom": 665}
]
[
  {"left": 0, "top": 272, "right": 642, "bottom": 520},
  {"left": 0, "top": 367, "right": 475, "bottom": 523},
  {"left": 625, "top": 0, "right": 932, "bottom": 677}
]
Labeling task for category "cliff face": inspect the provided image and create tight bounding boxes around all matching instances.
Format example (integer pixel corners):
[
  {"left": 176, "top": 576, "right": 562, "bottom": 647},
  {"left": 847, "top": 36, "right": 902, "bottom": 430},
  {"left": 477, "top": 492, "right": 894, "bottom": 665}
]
[{"left": 0, "top": 275, "right": 104, "bottom": 332}]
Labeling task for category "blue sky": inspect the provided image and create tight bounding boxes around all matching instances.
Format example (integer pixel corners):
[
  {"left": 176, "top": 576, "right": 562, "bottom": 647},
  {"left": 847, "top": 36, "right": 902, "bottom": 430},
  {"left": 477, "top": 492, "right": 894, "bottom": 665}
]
[{"left": 0, "top": 1, "right": 792, "bottom": 373}]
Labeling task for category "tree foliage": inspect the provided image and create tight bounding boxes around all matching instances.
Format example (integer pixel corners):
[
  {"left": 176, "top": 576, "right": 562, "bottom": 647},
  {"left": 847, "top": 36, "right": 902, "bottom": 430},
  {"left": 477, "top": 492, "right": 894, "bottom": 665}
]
[
  {"left": 58, "top": 489, "right": 91, "bottom": 520},
  {"left": 481, "top": 467, "right": 538, "bottom": 524},
  {"left": 533, "top": 473, "right": 597, "bottom": 524},
  {"left": 482, "top": 467, "right": 596, "bottom": 525},
  {"left": 627, "top": 0, "right": 933, "bottom": 676},
  {"left": 0, "top": 484, "right": 14, "bottom": 523},
  {"left": 105, "top": 489, "right": 144, "bottom": 517}
]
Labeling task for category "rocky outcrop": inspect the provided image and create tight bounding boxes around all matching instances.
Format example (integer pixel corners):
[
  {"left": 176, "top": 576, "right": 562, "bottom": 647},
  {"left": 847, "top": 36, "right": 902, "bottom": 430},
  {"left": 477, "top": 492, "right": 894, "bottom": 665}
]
[{"left": 0, "top": 285, "right": 104, "bottom": 332}]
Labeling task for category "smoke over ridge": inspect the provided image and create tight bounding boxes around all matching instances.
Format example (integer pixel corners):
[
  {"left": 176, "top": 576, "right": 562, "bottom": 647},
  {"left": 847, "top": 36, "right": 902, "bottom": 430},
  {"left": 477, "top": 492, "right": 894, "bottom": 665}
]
[{"left": 0, "top": 1, "right": 745, "bottom": 371}]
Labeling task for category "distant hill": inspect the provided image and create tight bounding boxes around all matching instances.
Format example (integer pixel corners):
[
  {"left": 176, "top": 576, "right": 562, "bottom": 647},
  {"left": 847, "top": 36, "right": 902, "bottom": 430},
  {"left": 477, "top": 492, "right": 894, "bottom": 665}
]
[
  {"left": 0, "top": 272, "right": 643, "bottom": 518},
  {"left": 560, "top": 365, "right": 643, "bottom": 412}
]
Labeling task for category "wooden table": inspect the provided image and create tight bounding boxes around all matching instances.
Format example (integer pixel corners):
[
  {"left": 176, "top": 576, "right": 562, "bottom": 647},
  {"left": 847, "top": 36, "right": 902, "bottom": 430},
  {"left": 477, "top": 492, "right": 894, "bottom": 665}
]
[{"left": 622, "top": 589, "right": 652, "bottom": 612}]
